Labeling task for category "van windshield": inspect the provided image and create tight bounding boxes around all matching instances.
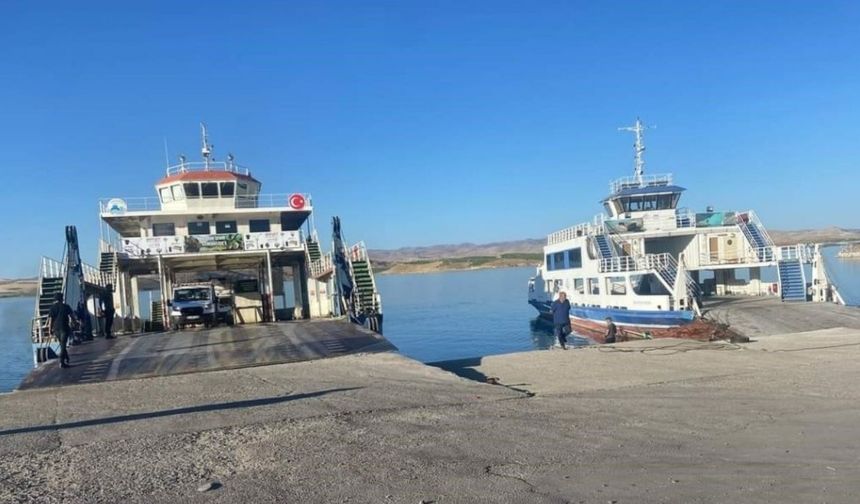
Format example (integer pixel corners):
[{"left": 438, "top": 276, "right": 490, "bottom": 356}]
[{"left": 175, "top": 288, "right": 210, "bottom": 301}]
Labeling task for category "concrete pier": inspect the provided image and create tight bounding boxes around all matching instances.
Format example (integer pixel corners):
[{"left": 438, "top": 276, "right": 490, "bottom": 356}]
[{"left": 3, "top": 318, "right": 860, "bottom": 502}]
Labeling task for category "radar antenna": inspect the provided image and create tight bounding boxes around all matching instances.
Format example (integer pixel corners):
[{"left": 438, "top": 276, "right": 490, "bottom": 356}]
[
  {"left": 200, "top": 122, "right": 213, "bottom": 169},
  {"left": 618, "top": 118, "right": 653, "bottom": 186}
]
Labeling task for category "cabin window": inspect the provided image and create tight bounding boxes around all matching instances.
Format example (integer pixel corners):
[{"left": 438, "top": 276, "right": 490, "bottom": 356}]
[
  {"left": 220, "top": 182, "right": 235, "bottom": 197},
  {"left": 188, "top": 221, "right": 210, "bottom": 235},
  {"left": 201, "top": 183, "right": 219, "bottom": 198},
  {"left": 607, "top": 276, "right": 627, "bottom": 295},
  {"left": 152, "top": 223, "right": 176, "bottom": 237},
  {"left": 159, "top": 187, "right": 173, "bottom": 203},
  {"left": 574, "top": 278, "right": 584, "bottom": 295},
  {"left": 215, "top": 221, "right": 237, "bottom": 234},
  {"left": 249, "top": 219, "right": 271, "bottom": 233},
  {"left": 588, "top": 278, "right": 600, "bottom": 295},
  {"left": 184, "top": 183, "right": 200, "bottom": 198},
  {"left": 171, "top": 184, "right": 184, "bottom": 201},
  {"left": 545, "top": 254, "right": 554, "bottom": 271},
  {"left": 553, "top": 252, "right": 565, "bottom": 269},
  {"left": 566, "top": 248, "right": 582, "bottom": 269}
]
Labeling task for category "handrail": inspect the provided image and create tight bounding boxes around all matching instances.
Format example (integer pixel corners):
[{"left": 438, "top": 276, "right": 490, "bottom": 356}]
[
  {"left": 98, "top": 193, "right": 313, "bottom": 214},
  {"left": 547, "top": 215, "right": 606, "bottom": 245},
  {"left": 598, "top": 253, "right": 673, "bottom": 273},
  {"left": 166, "top": 160, "right": 251, "bottom": 177},
  {"left": 745, "top": 210, "right": 775, "bottom": 247},
  {"left": 609, "top": 173, "right": 673, "bottom": 194},
  {"left": 309, "top": 253, "right": 334, "bottom": 278}
]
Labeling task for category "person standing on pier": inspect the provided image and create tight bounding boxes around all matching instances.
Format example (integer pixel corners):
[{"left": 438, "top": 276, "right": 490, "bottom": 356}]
[
  {"left": 47, "top": 293, "right": 75, "bottom": 368},
  {"left": 551, "top": 291, "right": 572, "bottom": 350},
  {"left": 604, "top": 317, "right": 618, "bottom": 344},
  {"left": 101, "top": 285, "right": 116, "bottom": 339}
]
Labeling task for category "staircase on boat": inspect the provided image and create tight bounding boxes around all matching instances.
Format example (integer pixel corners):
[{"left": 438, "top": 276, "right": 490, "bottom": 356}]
[
  {"left": 594, "top": 234, "right": 615, "bottom": 259},
  {"left": 350, "top": 252, "right": 381, "bottom": 314},
  {"left": 738, "top": 212, "right": 775, "bottom": 262},
  {"left": 150, "top": 300, "right": 166, "bottom": 331},
  {"left": 778, "top": 259, "right": 806, "bottom": 301}
]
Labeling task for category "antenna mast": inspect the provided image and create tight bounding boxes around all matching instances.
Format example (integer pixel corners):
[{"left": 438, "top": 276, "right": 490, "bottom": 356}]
[
  {"left": 200, "top": 122, "right": 212, "bottom": 169},
  {"left": 618, "top": 118, "right": 652, "bottom": 186}
]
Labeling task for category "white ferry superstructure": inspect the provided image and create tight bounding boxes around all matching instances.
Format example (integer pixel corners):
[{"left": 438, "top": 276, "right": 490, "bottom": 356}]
[{"left": 528, "top": 119, "right": 842, "bottom": 340}]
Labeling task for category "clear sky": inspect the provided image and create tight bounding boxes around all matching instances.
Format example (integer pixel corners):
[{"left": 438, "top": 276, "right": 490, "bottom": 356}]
[{"left": 1, "top": 1, "right": 858, "bottom": 277}]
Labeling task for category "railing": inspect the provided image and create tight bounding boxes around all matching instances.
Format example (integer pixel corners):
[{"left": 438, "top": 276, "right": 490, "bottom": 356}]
[
  {"left": 99, "top": 193, "right": 313, "bottom": 214},
  {"left": 166, "top": 160, "right": 251, "bottom": 177},
  {"left": 348, "top": 241, "right": 370, "bottom": 262},
  {"left": 778, "top": 244, "right": 814, "bottom": 262},
  {"left": 675, "top": 208, "right": 696, "bottom": 228},
  {"left": 121, "top": 231, "right": 304, "bottom": 257},
  {"left": 598, "top": 253, "right": 673, "bottom": 273},
  {"left": 548, "top": 218, "right": 605, "bottom": 245},
  {"left": 309, "top": 253, "right": 334, "bottom": 278},
  {"left": 40, "top": 256, "right": 65, "bottom": 279},
  {"left": 699, "top": 246, "right": 777, "bottom": 266},
  {"left": 609, "top": 173, "right": 673, "bottom": 194}
]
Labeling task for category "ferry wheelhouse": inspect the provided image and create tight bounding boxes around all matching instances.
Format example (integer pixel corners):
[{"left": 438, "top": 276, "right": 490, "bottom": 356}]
[{"left": 528, "top": 119, "right": 841, "bottom": 340}]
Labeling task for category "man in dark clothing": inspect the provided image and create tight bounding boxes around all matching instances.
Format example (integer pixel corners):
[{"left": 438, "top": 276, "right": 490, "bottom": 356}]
[
  {"left": 550, "top": 291, "right": 572, "bottom": 350},
  {"left": 47, "top": 293, "right": 75, "bottom": 368},
  {"left": 604, "top": 317, "right": 618, "bottom": 344},
  {"left": 102, "top": 285, "right": 116, "bottom": 339}
]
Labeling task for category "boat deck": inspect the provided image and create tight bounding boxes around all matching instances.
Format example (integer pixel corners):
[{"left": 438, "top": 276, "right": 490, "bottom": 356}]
[{"left": 19, "top": 319, "right": 396, "bottom": 390}]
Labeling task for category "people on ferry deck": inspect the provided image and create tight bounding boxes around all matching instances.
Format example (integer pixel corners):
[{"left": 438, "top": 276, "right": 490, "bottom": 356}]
[
  {"left": 551, "top": 291, "right": 572, "bottom": 350},
  {"left": 47, "top": 293, "right": 76, "bottom": 368},
  {"left": 604, "top": 317, "right": 617, "bottom": 344},
  {"left": 101, "top": 285, "right": 116, "bottom": 339}
]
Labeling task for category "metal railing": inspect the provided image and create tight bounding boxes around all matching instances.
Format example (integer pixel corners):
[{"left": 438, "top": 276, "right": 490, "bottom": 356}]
[
  {"left": 675, "top": 208, "right": 696, "bottom": 228},
  {"left": 598, "top": 253, "right": 673, "bottom": 273},
  {"left": 778, "top": 244, "right": 814, "bottom": 262},
  {"left": 699, "top": 246, "right": 777, "bottom": 266},
  {"left": 166, "top": 160, "right": 251, "bottom": 177},
  {"left": 99, "top": 192, "right": 313, "bottom": 214},
  {"left": 348, "top": 241, "right": 370, "bottom": 262},
  {"left": 609, "top": 173, "right": 673, "bottom": 194},
  {"left": 743, "top": 210, "right": 775, "bottom": 246},
  {"left": 309, "top": 253, "right": 334, "bottom": 278},
  {"left": 548, "top": 217, "right": 605, "bottom": 245}
]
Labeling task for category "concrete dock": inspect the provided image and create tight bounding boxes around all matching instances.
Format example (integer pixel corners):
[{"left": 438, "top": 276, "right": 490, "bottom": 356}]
[{"left": 2, "top": 300, "right": 860, "bottom": 503}]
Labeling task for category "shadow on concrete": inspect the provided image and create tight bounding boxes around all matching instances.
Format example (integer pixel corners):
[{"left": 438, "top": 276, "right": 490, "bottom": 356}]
[
  {"left": 0, "top": 387, "right": 361, "bottom": 437},
  {"left": 429, "top": 357, "right": 488, "bottom": 382}
]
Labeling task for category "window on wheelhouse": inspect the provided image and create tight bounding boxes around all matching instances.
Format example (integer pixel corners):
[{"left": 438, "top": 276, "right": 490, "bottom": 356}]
[
  {"left": 159, "top": 187, "right": 173, "bottom": 203},
  {"left": 171, "top": 184, "right": 184, "bottom": 201},
  {"left": 607, "top": 276, "right": 627, "bottom": 295},
  {"left": 188, "top": 221, "right": 210, "bottom": 235},
  {"left": 588, "top": 278, "right": 600, "bottom": 295},
  {"left": 220, "top": 182, "right": 235, "bottom": 197},
  {"left": 184, "top": 183, "right": 200, "bottom": 198},
  {"left": 152, "top": 223, "right": 176, "bottom": 237},
  {"left": 201, "top": 183, "right": 219, "bottom": 198}
]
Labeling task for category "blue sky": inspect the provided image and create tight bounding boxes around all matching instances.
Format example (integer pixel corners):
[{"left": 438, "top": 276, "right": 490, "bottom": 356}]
[{"left": 1, "top": 1, "right": 858, "bottom": 277}]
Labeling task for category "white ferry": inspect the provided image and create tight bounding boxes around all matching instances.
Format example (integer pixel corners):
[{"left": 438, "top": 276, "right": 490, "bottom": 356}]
[
  {"left": 528, "top": 119, "right": 842, "bottom": 340},
  {"left": 30, "top": 125, "right": 383, "bottom": 363}
]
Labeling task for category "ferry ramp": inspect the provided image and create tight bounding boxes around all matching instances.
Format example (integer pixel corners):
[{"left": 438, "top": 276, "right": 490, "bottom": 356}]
[
  {"left": 703, "top": 296, "right": 860, "bottom": 338},
  {"left": 18, "top": 319, "right": 396, "bottom": 390}
]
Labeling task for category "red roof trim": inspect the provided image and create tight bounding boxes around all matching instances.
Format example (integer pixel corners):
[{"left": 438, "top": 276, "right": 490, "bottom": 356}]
[{"left": 157, "top": 172, "right": 259, "bottom": 185}]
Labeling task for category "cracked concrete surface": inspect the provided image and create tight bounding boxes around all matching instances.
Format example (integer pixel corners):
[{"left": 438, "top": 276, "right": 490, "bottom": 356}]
[{"left": 2, "top": 329, "right": 860, "bottom": 503}]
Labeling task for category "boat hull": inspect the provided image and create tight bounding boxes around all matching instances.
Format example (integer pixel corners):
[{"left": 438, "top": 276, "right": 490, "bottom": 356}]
[{"left": 529, "top": 299, "right": 702, "bottom": 342}]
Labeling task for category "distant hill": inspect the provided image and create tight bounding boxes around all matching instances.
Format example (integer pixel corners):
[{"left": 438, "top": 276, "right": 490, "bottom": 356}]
[
  {"left": 768, "top": 227, "right": 860, "bottom": 246},
  {"left": 0, "top": 278, "right": 37, "bottom": 298}
]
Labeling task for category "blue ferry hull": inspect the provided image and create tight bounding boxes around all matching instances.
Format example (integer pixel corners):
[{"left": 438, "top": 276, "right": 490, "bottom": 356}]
[{"left": 529, "top": 299, "right": 696, "bottom": 339}]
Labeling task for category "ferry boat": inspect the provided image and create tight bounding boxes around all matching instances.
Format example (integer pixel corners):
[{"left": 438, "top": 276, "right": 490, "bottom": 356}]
[
  {"left": 29, "top": 125, "right": 383, "bottom": 364},
  {"left": 528, "top": 119, "right": 843, "bottom": 341}
]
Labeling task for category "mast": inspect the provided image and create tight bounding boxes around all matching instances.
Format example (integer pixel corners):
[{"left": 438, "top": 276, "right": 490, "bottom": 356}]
[
  {"left": 618, "top": 118, "right": 651, "bottom": 186},
  {"left": 200, "top": 122, "right": 212, "bottom": 170}
]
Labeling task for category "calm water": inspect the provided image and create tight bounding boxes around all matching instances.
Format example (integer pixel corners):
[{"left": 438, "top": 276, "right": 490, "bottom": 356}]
[{"left": 1, "top": 246, "right": 857, "bottom": 393}]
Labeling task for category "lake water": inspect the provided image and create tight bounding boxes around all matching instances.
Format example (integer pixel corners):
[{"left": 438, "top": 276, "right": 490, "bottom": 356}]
[{"left": 1, "top": 246, "right": 857, "bottom": 393}]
